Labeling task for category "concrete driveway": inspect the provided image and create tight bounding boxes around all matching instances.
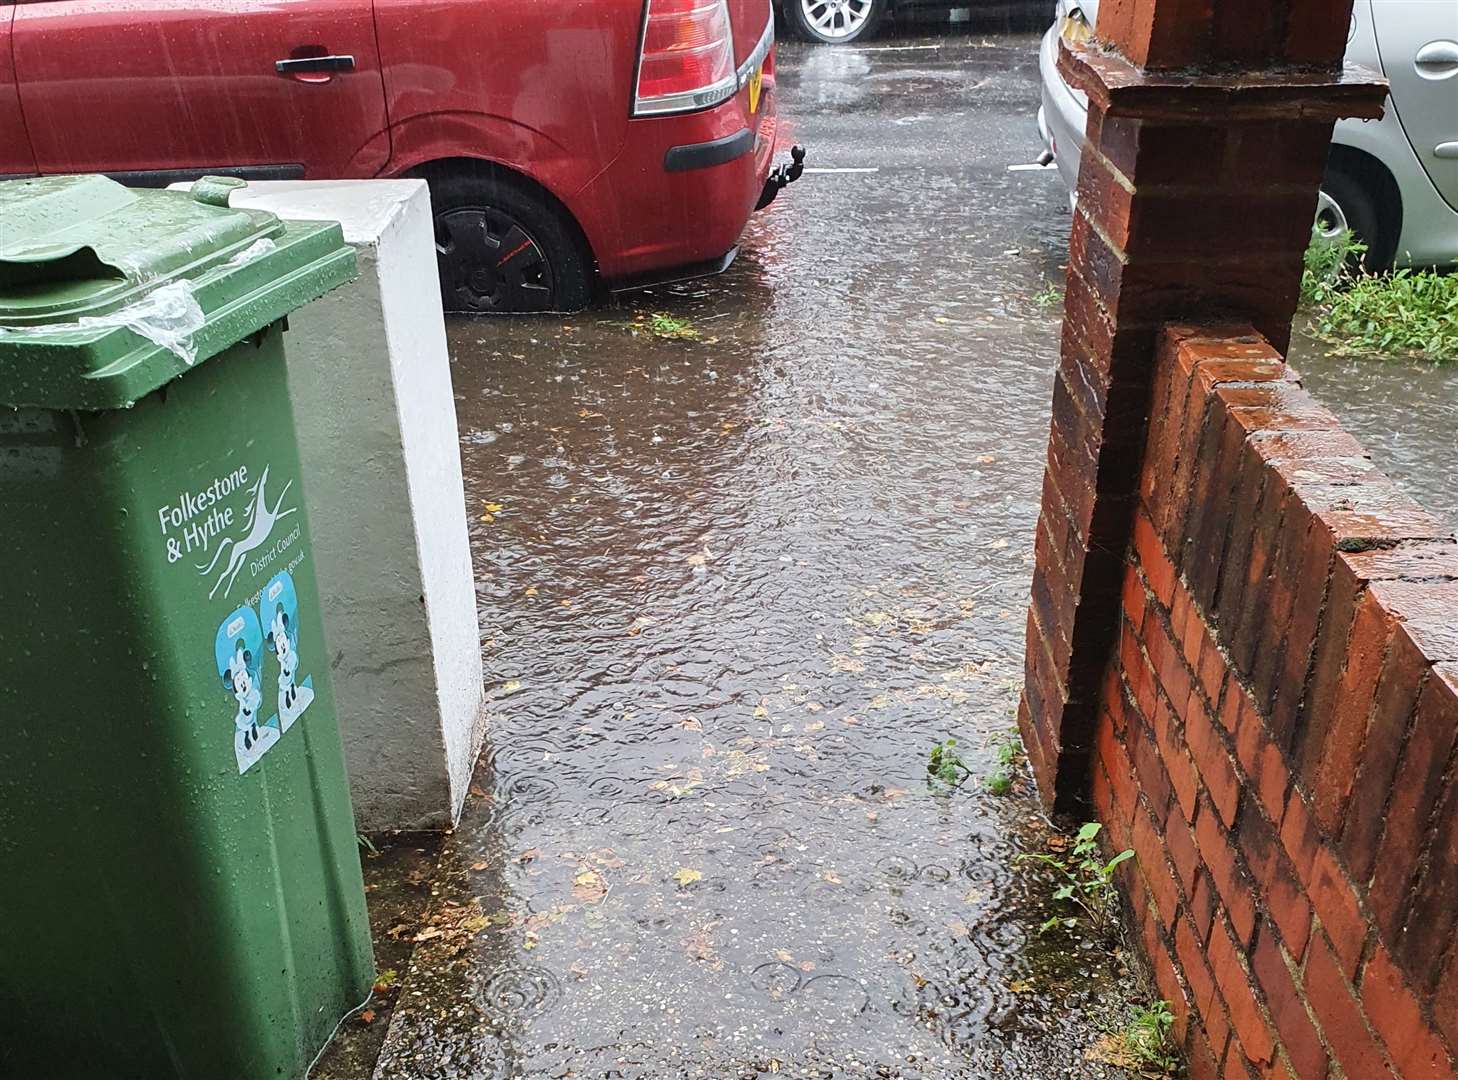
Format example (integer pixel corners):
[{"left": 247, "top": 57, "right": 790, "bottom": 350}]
[{"left": 317, "top": 26, "right": 1450, "bottom": 1079}]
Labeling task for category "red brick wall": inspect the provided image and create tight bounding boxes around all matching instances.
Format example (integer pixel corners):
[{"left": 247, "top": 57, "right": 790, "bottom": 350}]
[{"left": 1085, "top": 326, "right": 1458, "bottom": 1079}]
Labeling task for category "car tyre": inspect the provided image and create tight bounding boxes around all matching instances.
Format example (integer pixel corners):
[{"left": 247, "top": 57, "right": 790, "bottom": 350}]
[
  {"left": 783, "top": 0, "right": 887, "bottom": 44},
  {"left": 1316, "top": 167, "right": 1397, "bottom": 273},
  {"left": 422, "top": 164, "right": 593, "bottom": 315}
]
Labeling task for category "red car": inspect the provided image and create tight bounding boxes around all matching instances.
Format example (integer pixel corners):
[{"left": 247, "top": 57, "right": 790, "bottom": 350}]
[{"left": 0, "top": 0, "right": 797, "bottom": 313}]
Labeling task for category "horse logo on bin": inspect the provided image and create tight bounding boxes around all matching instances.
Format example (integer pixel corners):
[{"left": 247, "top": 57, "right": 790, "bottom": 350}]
[{"left": 197, "top": 465, "right": 296, "bottom": 600}]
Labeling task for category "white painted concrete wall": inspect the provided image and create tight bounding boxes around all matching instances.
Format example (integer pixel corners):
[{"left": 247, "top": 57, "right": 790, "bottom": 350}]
[{"left": 181, "top": 179, "right": 484, "bottom": 831}]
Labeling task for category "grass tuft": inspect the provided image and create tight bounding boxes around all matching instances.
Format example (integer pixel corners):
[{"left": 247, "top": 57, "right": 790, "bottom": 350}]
[{"left": 1301, "top": 229, "right": 1458, "bottom": 361}]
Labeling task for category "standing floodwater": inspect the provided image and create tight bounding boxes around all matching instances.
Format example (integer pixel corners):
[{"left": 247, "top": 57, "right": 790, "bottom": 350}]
[{"left": 364, "top": 34, "right": 1151, "bottom": 1080}]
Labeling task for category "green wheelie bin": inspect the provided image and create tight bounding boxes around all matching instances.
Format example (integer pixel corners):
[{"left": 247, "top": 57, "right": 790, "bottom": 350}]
[{"left": 0, "top": 174, "right": 374, "bottom": 1078}]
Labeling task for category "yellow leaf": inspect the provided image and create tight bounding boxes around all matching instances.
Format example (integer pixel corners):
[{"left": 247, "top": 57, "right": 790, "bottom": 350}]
[
  {"left": 572, "top": 868, "right": 608, "bottom": 904},
  {"left": 673, "top": 867, "right": 703, "bottom": 888},
  {"left": 482, "top": 502, "right": 504, "bottom": 513},
  {"left": 524, "top": 586, "right": 539, "bottom": 597},
  {"left": 502, "top": 680, "right": 523, "bottom": 693},
  {"left": 480, "top": 513, "right": 495, "bottom": 524}
]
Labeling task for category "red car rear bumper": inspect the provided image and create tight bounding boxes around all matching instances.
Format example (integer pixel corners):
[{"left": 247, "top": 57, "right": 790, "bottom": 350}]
[{"left": 571, "top": 75, "right": 779, "bottom": 285}]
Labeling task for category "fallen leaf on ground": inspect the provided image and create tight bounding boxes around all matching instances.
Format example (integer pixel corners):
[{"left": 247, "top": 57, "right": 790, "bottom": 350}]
[
  {"left": 573, "top": 868, "right": 609, "bottom": 904},
  {"left": 358, "top": 1009, "right": 376, "bottom": 1024},
  {"left": 673, "top": 867, "right": 703, "bottom": 888}
]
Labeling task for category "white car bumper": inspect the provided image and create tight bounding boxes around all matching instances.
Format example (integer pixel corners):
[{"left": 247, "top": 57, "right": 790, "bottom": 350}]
[{"left": 1037, "top": 20, "right": 1088, "bottom": 211}]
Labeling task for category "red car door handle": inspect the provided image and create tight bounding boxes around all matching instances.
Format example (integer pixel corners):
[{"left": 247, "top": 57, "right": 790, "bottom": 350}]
[{"left": 275, "top": 54, "right": 355, "bottom": 76}]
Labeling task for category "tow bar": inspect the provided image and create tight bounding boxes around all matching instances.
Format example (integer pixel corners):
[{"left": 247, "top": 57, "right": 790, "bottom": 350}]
[{"left": 757, "top": 145, "right": 806, "bottom": 211}]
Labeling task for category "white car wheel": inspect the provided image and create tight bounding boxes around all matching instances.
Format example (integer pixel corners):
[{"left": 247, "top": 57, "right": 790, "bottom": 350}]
[{"left": 786, "top": 0, "right": 886, "bottom": 43}]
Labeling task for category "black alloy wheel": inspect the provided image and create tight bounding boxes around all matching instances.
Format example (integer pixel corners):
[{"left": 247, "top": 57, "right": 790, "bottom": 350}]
[
  {"left": 435, "top": 206, "right": 555, "bottom": 314},
  {"left": 422, "top": 165, "right": 593, "bottom": 315}
]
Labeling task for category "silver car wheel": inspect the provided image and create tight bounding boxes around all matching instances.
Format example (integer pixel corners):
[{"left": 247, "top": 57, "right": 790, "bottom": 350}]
[
  {"left": 1315, "top": 188, "right": 1350, "bottom": 240},
  {"left": 801, "top": 0, "right": 875, "bottom": 39}
]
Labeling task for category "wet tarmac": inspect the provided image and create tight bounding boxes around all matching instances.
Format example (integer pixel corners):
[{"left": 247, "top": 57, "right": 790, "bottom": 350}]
[
  {"left": 316, "top": 28, "right": 1451, "bottom": 1080},
  {"left": 1293, "top": 337, "right": 1458, "bottom": 531},
  {"left": 327, "top": 31, "right": 1153, "bottom": 1080}
]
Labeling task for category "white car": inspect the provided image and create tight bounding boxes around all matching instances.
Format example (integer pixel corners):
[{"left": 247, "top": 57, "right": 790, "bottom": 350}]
[{"left": 1037, "top": 0, "right": 1458, "bottom": 268}]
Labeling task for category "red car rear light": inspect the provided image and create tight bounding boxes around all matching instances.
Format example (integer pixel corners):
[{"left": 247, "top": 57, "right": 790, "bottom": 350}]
[{"left": 633, "top": 0, "right": 737, "bottom": 117}]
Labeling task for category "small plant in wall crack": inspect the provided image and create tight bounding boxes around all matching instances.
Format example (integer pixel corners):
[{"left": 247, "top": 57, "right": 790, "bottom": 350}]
[
  {"left": 1017, "top": 822, "right": 1133, "bottom": 936},
  {"left": 1122, "top": 999, "right": 1178, "bottom": 1075},
  {"left": 1087, "top": 998, "right": 1180, "bottom": 1076}
]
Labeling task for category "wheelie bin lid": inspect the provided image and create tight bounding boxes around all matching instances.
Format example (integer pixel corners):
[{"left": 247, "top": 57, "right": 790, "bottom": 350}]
[{"left": 0, "top": 174, "right": 355, "bottom": 411}]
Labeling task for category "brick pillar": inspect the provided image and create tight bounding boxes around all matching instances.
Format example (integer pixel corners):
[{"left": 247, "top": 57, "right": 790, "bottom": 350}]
[{"left": 1019, "top": 2, "right": 1387, "bottom": 814}]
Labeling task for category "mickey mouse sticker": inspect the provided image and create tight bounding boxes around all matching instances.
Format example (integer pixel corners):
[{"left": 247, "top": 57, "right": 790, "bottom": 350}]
[
  {"left": 214, "top": 606, "right": 279, "bottom": 774},
  {"left": 260, "top": 571, "right": 314, "bottom": 734}
]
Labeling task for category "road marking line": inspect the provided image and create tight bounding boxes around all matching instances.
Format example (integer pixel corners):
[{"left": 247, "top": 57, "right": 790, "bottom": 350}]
[
  {"left": 1007, "top": 163, "right": 1059, "bottom": 173},
  {"left": 835, "top": 44, "right": 945, "bottom": 52},
  {"left": 802, "top": 167, "right": 881, "bottom": 174}
]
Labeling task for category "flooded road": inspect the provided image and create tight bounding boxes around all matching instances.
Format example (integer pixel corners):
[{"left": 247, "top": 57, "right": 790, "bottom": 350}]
[
  {"left": 312, "top": 28, "right": 1458, "bottom": 1080},
  {"left": 354, "top": 32, "right": 1150, "bottom": 1080}
]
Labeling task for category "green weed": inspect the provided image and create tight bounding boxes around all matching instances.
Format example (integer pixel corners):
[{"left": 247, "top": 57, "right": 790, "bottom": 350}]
[
  {"left": 984, "top": 727, "right": 1022, "bottom": 796},
  {"left": 356, "top": 833, "right": 379, "bottom": 856},
  {"left": 1122, "top": 999, "right": 1178, "bottom": 1074},
  {"left": 1018, "top": 821, "right": 1133, "bottom": 936},
  {"left": 647, "top": 312, "right": 698, "bottom": 340},
  {"left": 1301, "top": 229, "right": 1458, "bottom": 361},
  {"left": 1032, "top": 280, "right": 1063, "bottom": 310},
  {"left": 927, "top": 737, "right": 968, "bottom": 789}
]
